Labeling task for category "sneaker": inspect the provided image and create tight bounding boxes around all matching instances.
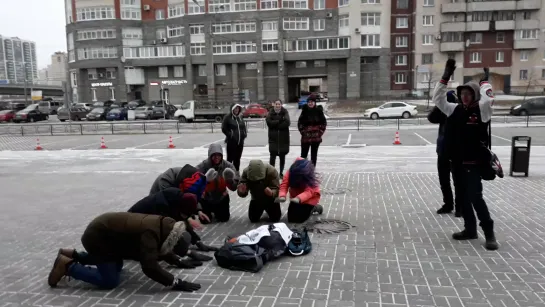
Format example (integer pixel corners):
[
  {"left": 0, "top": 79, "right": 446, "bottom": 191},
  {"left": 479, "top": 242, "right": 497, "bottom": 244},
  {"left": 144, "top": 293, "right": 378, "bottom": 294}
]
[
  {"left": 312, "top": 205, "right": 324, "bottom": 215},
  {"left": 452, "top": 230, "right": 478, "bottom": 240},
  {"left": 436, "top": 205, "right": 453, "bottom": 214}
]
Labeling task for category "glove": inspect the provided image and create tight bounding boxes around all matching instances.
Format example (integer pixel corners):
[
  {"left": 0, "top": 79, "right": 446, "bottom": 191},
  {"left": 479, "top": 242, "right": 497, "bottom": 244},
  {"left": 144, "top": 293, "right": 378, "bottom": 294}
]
[
  {"left": 441, "top": 59, "right": 456, "bottom": 81},
  {"left": 176, "top": 259, "right": 203, "bottom": 269},
  {"left": 480, "top": 67, "right": 490, "bottom": 83},
  {"left": 205, "top": 168, "right": 218, "bottom": 182},
  {"left": 291, "top": 197, "right": 300, "bottom": 203},
  {"left": 172, "top": 278, "right": 201, "bottom": 292},
  {"left": 222, "top": 168, "right": 236, "bottom": 181},
  {"left": 196, "top": 241, "right": 219, "bottom": 252},
  {"left": 188, "top": 251, "right": 214, "bottom": 262}
]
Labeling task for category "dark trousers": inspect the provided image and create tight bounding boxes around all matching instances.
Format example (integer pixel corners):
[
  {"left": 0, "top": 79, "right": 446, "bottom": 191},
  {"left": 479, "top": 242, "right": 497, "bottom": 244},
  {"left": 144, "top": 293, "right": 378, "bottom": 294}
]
[
  {"left": 226, "top": 141, "right": 244, "bottom": 171},
  {"left": 437, "top": 155, "right": 461, "bottom": 212},
  {"left": 248, "top": 198, "right": 281, "bottom": 223},
  {"left": 287, "top": 202, "right": 315, "bottom": 223},
  {"left": 200, "top": 195, "right": 231, "bottom": 222},
  {"left": 270, "top": 153, "right": 286, "bottom": 174},
  {"left": 301, "top": 142, "right": 320, "bottom": 166},
  {"left": 453, "top": 165, "right": 494, "bottom": 234},
  {"left": 67, "top": 251, "right": 123, "bottom": 290}
]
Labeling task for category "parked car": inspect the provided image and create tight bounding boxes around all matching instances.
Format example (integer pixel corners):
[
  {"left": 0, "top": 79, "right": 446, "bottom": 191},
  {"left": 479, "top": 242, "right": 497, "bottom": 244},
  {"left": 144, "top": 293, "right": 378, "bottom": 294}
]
[
  {"left": 92, "top": 100, "right": 115, "bottom": 108},
  {"left": 298, "top": 95, "right": 309, "bottom": 109},
  {"left": 243, "top": 103, "right": 269, "bottom": 118},
  {"left": 363, "top": 102, "right": 418, "bottom": 119},
  {"left": 127, "top": 100, "right": 147, "bottom": 110},
  {"left": 151, "top": 104, "right": 177, "bottom": 119},
  {"left": 38, "top": 100, "right": 63, "bottom": 115},
  {"left": 0, "top": 110, "right": 15, "bottom": 122},
  {"left": 9, "top": 102, "right": 26, "bottom": 111},
  {"left": 134, "top": 106, "right": 154, "bottom": 120},
  {"left": 86, "top": 107, "right": 109, "bottom": 121},
  {"left": 74, "top": 103, "right": 93, "bottom": 110},
  {"left": 13, "top": 104, "right": 49, "bottom": 123},
  {"left": 57, "top": 106, "right": 90, "bottom": 122},
  {"left": 106, "top": 107, "right": 128, "bottom": 121},
  {"left": 510, "top": 98, "right": 545, "bottom": 116}
]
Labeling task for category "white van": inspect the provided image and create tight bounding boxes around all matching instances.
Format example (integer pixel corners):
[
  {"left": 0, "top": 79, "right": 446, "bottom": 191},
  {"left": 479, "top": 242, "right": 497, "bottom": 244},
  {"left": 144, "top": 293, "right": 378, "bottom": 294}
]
[{"left": 38, "top": 100, "right": 63, "bottom": 114}]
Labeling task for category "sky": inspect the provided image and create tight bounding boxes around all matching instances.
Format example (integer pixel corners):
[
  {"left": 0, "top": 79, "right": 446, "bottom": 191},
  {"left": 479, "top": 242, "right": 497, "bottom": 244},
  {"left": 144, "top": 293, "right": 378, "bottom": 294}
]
[{"left": 0, "top": 0, "right": 67, "bottom": 69}]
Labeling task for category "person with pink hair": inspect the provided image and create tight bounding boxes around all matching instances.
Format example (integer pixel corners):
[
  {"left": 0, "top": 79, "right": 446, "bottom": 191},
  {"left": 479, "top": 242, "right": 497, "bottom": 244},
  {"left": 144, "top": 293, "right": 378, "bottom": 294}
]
[{"left": 278, "top": 157, "right": 323, "bottom": 223}]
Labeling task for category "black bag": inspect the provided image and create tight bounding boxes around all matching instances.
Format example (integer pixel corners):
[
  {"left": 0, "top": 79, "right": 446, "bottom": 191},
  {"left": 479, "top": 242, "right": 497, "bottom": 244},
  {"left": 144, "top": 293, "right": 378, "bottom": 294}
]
[
  {"left": 214, "top": 242, "right": 267, "bottom": 273},
  {"left": 480, "top": 143, "right": 504, "bottom": 181}
]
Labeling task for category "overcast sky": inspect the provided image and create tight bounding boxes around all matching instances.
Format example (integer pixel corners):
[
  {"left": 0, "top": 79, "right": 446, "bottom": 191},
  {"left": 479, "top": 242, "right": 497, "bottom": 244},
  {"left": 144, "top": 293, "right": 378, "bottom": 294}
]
[{"left": 0, "top": 0, "right": 67, "bottom": 69}]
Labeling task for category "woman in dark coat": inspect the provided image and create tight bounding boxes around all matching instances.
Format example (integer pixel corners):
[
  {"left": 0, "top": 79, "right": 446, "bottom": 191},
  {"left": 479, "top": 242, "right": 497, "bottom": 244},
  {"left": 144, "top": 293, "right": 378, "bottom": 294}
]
[
  {"left": 298, "top": 96, "right": 327, "bottom": 167},
  {"left": 266, "top": 100, "right": 291, "bottom": 176}
]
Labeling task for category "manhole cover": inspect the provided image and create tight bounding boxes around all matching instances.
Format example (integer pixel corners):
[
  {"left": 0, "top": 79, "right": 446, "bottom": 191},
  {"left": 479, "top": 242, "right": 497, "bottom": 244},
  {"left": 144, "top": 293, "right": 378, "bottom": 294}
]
[
  {"left": 303, "top": 218, "right": 355, "bottom": 234},
  {"left": 322, "top": 188, "right": 350, "bottom": 195}
]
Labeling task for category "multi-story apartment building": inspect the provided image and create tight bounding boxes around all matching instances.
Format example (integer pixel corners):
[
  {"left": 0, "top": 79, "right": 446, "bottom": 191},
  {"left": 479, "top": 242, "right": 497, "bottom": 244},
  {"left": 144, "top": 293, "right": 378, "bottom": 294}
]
[
  {"left": 0, "top": 35, "right": 38, "bottom": 85},
  {"left": 37, "top": 52, "right": 68, "bottom": 86}
]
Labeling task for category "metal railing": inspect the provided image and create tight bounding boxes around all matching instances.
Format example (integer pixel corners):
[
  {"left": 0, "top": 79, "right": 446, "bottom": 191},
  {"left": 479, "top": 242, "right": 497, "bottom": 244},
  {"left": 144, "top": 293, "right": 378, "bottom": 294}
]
[{"left": 0, "top": 115, "right": 543, "bottom": 136}]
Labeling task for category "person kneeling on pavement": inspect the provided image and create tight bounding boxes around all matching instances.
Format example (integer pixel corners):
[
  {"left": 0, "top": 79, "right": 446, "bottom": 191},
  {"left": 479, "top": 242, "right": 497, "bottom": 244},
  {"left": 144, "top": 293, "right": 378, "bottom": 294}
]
[
  {"left": 196, "top": 144, "right": 239, "bottom": 223},
  {"left": 48, "top": 212, "right": 202, "bottom": 292},
  {"left": 128, "top": 187, "right": 219, "bottom": 261},
  {"left": 432, "top": 59, "right": 498, "bottom": 251},
  {"left": 279, "top": 157, "right": 323, "bottom": 223},
  {"left": 237, "top": 160, "right": 282, "bottom": 223}
]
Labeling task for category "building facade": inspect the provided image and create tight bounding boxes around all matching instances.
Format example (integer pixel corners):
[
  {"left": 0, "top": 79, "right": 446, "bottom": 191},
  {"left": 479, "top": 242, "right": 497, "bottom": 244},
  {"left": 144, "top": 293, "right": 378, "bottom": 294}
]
[
  {"left": 0, "top": 35, "right": 38, "bottom": 85},
  {"left": 65, "top": 0, "right": 545, "bottom": 104},
  {"left": 37, "top": 52, "right": 68, "bottom": 86}
]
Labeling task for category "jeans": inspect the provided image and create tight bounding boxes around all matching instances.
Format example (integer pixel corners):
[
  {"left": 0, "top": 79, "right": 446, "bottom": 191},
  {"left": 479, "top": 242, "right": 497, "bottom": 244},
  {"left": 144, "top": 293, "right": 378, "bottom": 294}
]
[
  {"left": 226, "top": 141, "right": 244, "bottom": 171},
  {"left": 287, "top": 202, "right": 315, "bottom": 223},
  {"left": 301, "top": 142, "right": 320, "bottom": 166},
  {"left": 437, "top": 155, "right": 461, "bottom": 212},
  {"left": 200, "top": 194, "right": 231, "bottom": 222},
  {"left": 454, "top": 165, "right": 494, "bottom": 234},
  {"left": 248, "top": 198, "right": 281, "bottom": 223},
  {"left": 269, "top": 154, "right": 286, "bottom": 175},
  {"left": 67, "top": 251, "right": 123, "bottom": 290}
]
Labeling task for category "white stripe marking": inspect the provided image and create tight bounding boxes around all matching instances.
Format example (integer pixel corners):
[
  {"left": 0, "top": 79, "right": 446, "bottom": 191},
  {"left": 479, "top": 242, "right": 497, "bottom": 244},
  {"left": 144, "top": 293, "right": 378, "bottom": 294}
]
[
  {"left": 413, "top": 132, "right": 433, "bottom": 145},
  {"left": 198, "top": 138, "right": 225, "bottom": 148},
  {"left": 492, "top": 134, "right": 511, "bottom": 142},
  {"left": 133, "top": 135, "right": 184, "bottom": 149},
  {"left": 69, "top": 137, "right": 128, "bottom": 150}
]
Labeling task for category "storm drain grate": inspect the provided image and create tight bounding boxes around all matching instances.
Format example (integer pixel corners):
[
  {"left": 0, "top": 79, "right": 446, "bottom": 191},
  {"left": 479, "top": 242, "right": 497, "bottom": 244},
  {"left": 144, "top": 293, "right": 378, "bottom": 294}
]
[{"left": 303, "top": 218, "right": 355, "bottom": 234}]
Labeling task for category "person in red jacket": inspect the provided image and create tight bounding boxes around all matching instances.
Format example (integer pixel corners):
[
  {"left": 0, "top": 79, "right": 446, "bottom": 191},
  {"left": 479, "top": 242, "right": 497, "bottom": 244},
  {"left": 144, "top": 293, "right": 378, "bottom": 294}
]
[{"left": 278, "top": 157, "right": 323, "bottom": 223}]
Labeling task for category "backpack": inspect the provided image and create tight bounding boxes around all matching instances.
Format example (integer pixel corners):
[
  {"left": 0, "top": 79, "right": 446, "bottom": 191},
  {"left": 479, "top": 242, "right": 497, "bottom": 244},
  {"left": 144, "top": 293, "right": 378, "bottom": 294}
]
[
  {"left": 214, "top": 242, "right": 267, "bottom": 273},
  {"left": 286, "top": 228, "right": 312, "bottom": 256}
]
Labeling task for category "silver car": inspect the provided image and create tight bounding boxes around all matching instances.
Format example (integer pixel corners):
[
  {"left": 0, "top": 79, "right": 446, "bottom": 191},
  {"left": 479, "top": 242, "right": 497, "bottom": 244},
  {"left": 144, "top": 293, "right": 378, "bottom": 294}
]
[{"left": 134, "top": 106, "right": 153, "bottom": 120}]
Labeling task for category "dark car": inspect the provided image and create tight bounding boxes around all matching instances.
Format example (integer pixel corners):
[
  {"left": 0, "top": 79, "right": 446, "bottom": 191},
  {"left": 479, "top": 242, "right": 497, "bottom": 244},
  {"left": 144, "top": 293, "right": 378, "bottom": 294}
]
[
  {"left": 151, "top": 104, "right": 177, "bottom": 119},
  {"left": 86, "top": 107, "right": 109, "bottom": 121},
  {"left": 0, "top": 110, "right": 15, "bottom": 122},
  {"left": 92, "top": 100, "right": 115, "bottom": 108},
  {"left": 127, "top": 100, "right": 147, "bottom": 110},
  {"left": 135, "top": 106, "right": 154, "bottom": 120},
  {"left": 510, "top": 98, "right": 545, "bottom": 116},
  {"left": 9, "top": 102, "right": 26, "bottom": 111},
  {"left": 57, "top": 106, "right": 90, "bottom": 122},
  {"left": 13, "top": 104, "right": 49, "bottom": 123},
  {"left": 106, "top": 107, "right": 128, "bottom": 121}
]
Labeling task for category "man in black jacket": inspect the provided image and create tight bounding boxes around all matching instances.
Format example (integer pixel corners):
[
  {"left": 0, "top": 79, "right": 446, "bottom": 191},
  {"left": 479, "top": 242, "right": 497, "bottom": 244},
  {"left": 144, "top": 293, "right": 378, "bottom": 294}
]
[
  {"left": 432, "top": 59, "right": 498, "bottom": 251},
  {"left": 222, "top": 104, "right": 247, "bottom": 171},
  {"left": 428, "top": 91, "right": 461, "bottom": 217}
]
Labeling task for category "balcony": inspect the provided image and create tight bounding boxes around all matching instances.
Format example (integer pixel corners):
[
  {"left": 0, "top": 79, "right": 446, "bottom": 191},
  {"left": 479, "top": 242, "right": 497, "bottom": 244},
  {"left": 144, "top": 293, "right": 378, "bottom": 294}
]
[
  {"left": 440, "top": 42, "right": 465, "bottom": 52},
  {"left": 466, "top": 21, "right": 489, "bottom": 32},
  {"left": 496, "top": 20, "right": 515, "bottom": 30},
  {"left": 516, "top": 19, "right": 539, "bottom": 30},
  {"left": 517, "top": 0, "right": 541, "bottom": 10},
  {"left": 441, "top": 2, "right": 466, "bottom": 13},
  {"left": 440, "top": 22, "right": 465, "bottom": 32},
  {"left": 514, "top": 39, "right": 539, "bottom": 49},
  {"left": 467, "top": 1, "right": 516, "bottom": 11}
]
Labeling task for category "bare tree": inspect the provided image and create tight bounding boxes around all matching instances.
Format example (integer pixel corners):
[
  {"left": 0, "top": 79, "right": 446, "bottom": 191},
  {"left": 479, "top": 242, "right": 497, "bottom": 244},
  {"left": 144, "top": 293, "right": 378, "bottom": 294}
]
[
  {"left": 522, "top": 68, "right": 539, "bottom": 102},
  {"left": 426, "top": 71, "right": 439, "bottom": 110}
]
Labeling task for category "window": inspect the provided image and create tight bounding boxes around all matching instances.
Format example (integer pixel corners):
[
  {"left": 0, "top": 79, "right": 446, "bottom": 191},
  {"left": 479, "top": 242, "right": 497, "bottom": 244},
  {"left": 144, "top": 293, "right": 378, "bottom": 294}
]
[
  {"left": 213, "top": 42, "right": 232, "bottom": 54},
  {"left": 234, "top": 41, "right": 257, "bottom": 53},
  {"left": 284, "top": 37, "right": 349, "bottom": 52},
  {"left": 234, "top": 22, "right": 257, "bottom": 32},
  {"left": 110, "top": 88, "right": 116, "bottom": 100},
  {"left": 339, "top": 15, "right": 349, "bottom": 28},
  {"left": 395, "top": 73, "right": 406, "bottom": 84},
  {"left": 210, "top": 0, "right": 231, "bottom": 12},
  {"left": 261, "top": 0, "right": 278, "bottom": 9},
  {"left": 423, "top": 0, "right": 434, "bottom": 6},
  {"left": 422, "top": 34, "right": 433, "bottom": 45},
  {"left": 470, "top": 52, "right": 482, "bottom": 63},
  {"left": 198, "top": 65, "right": 207, "bottom": 76},
  {"left": 213, "top": 23, "right": 232, "bottom": 33},
  {"left": 168, "top": 26, "right": 184, "bottom": 38},
  {"left": 121, "top": 8, "right": 141, "bottom": 20},
  {"left": 122, "top": 45, "right": 185, "bottom": 58},
  {"left": 282, "top": 0, "right": 308, "bottom": 9},
  {"left": 361, "top": 13, "right": 380, "bottom": 26},
  {"left": 262, "top": 21, "right": 278, "bottom": 31},
  {"left": 314, "top": 0, "right": 325, "bottom": 9},
  {"left": 190, "top": 25, "right": 205, "bottom": 35},
  {"left": 523, "top": 12, "right": 531, "bottom": 20},
  {"left": 122, "top": 28, "right": 143, "bottom": 39},
  {"left": 70, "top": 71, "right": 77, "bottom": 87},
  {"left": 361, "top": 0, "right": 380, "bottom": 3},
  {"left": 396, "top": 0, "right": 408, "bottom": 9},
  {"left": 77, "top": 7, "right": 115, "bottom": 21},
  {"left": 395, "top": 36, "right": 408, "bottom": 47},
  {"left": 168, "top": 5, "right": 184, "bottom": 18},
  {"left": 77, "top": 47, "right": 118, "bottom": 60},
  {"left": 469, "top": 33, "right": 482, "bottom": 44},
  {"left": 88, "top": 69, "right": 98, "bottom": 80},
  {"left": 496, "top": 32, "right": 505, "bottom": 43},
  {"left": 339, "top": 0, "right": 349, "bottom": 6},
  {"left": 190, "top": 43, "right": 206, "bottom": 55},
  {"left": 520, "top": 70, "right": 528, "bottom": 80},
  {"left": 188, "top": 1, "right": 205, "bottom": 14},
  {"left": 518, "top": 29, "right": 538, "bottom": 40},
  {"left": 155, "top": 9, "right": 165, "bottom": 20},
  {"left": 395, "top": 55, "right": 407, "bottom": 66},
  {"left": 423, "top": 16, "right": 433, "bottom": 26},
  {"left": 361, "top": 34, "right": 380, "bottom": 48},
  {"left": 173, "top": 66, "right": 184, "bottom": 77},
  {"left": 496, "top": 51, "right": 504, "bottom": 62},
  {"left": 314, "top": 60, "right": 326, "bottom": 67},
  {"left": 106, "top": 69, "right": 116, "bottom": 79},
  {"left": 215, "top": 64, "right": 227, "bottom": 76},
  {"left": 234, "top": 0, "right": 257, "bottom": 11},
  {"left": 156, "top": 29, "right": 167, "bottom": 39},
  {"left": 421, "top": 53, "right": 433, "bottom": 64},
  {"left": 396, "top": 17, "right": 408, "bottom": 28},
  {"left": 520, "top": 51, "right": 529, "bottom": 61},
  {"left": 91, "top": 88, "right": 97, "bottom": 102},
  {"left": 296, "top": 61, "right": 307, "bottom": 68},
  {"left": 158, "top": 67, "right": 168, "bottom": 78},
  {"left": 262, "top": 39, "right": 279, "bottom": 52},
  {"left": 283, "top": 17, "right": 309, "bottom": 30},
  {"left": 77, "top": 29, "right": 116, "bottom": 41},
  {"left": 314, "top": 19, "right": 325, "bottom": 31}
]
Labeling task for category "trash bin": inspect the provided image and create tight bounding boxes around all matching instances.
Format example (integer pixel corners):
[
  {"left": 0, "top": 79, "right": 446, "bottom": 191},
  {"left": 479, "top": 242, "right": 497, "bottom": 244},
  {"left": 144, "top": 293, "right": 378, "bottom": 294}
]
[{"left": 510, "top": 136, "right": 531, "bottom": 177}]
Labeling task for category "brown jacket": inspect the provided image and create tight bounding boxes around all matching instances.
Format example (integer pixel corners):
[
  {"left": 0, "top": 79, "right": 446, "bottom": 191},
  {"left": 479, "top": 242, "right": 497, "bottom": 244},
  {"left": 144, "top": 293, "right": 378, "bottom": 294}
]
[
  {"left": 237, "top": 160, "right": 280, "bottom": 200},
  {"left": 81, "top": 212, "right": 187, "bottom": 286}
]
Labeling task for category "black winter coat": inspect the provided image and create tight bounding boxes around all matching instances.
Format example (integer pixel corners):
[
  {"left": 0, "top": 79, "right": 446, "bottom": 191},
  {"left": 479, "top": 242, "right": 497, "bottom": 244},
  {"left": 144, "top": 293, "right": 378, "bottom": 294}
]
[
  {"left": 298, "top": 105, "right": 327, "bottom": 144},
  {"left": 266, "top": 107, "right": 291, "bottom": 155},
  {"left": 427, "top": 107, "right": 448, "bottom": 155},
  {"left": 128, "top": 187, "right": 196, "bottom": 220},
  {"left": 222, "top": 104, "right": 247, "bottom": 146}
]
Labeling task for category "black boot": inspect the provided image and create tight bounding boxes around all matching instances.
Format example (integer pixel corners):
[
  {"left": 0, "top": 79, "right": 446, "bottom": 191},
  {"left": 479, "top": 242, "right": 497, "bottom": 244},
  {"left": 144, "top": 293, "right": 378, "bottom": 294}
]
[
  {"left": 483, "top": 229, "right": 499, "bottom": 251},
  {"left": 452, "top": 229, "right": 478, "bottom": 240},
  {"left": 436, "top": 204, "right": 453, "bottom": 214},
  {"left": 312, "top": 205, "right": 323, "bottom": 215}
]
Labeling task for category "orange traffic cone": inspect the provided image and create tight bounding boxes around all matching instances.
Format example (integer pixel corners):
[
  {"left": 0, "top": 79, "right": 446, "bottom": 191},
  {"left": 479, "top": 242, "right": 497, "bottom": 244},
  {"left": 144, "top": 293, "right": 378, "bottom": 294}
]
[
  {"left": 99, "top": 137, "right": 108, "bottom": 149},
  {"left": 35, "top": 138, "right": 43, "bottom": 150},
  {"left": 167, "top": 136, "right": 176, "bottom": 149},
  {"left": 393, "top": 131, "right": 402, "bottom": 145}
]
